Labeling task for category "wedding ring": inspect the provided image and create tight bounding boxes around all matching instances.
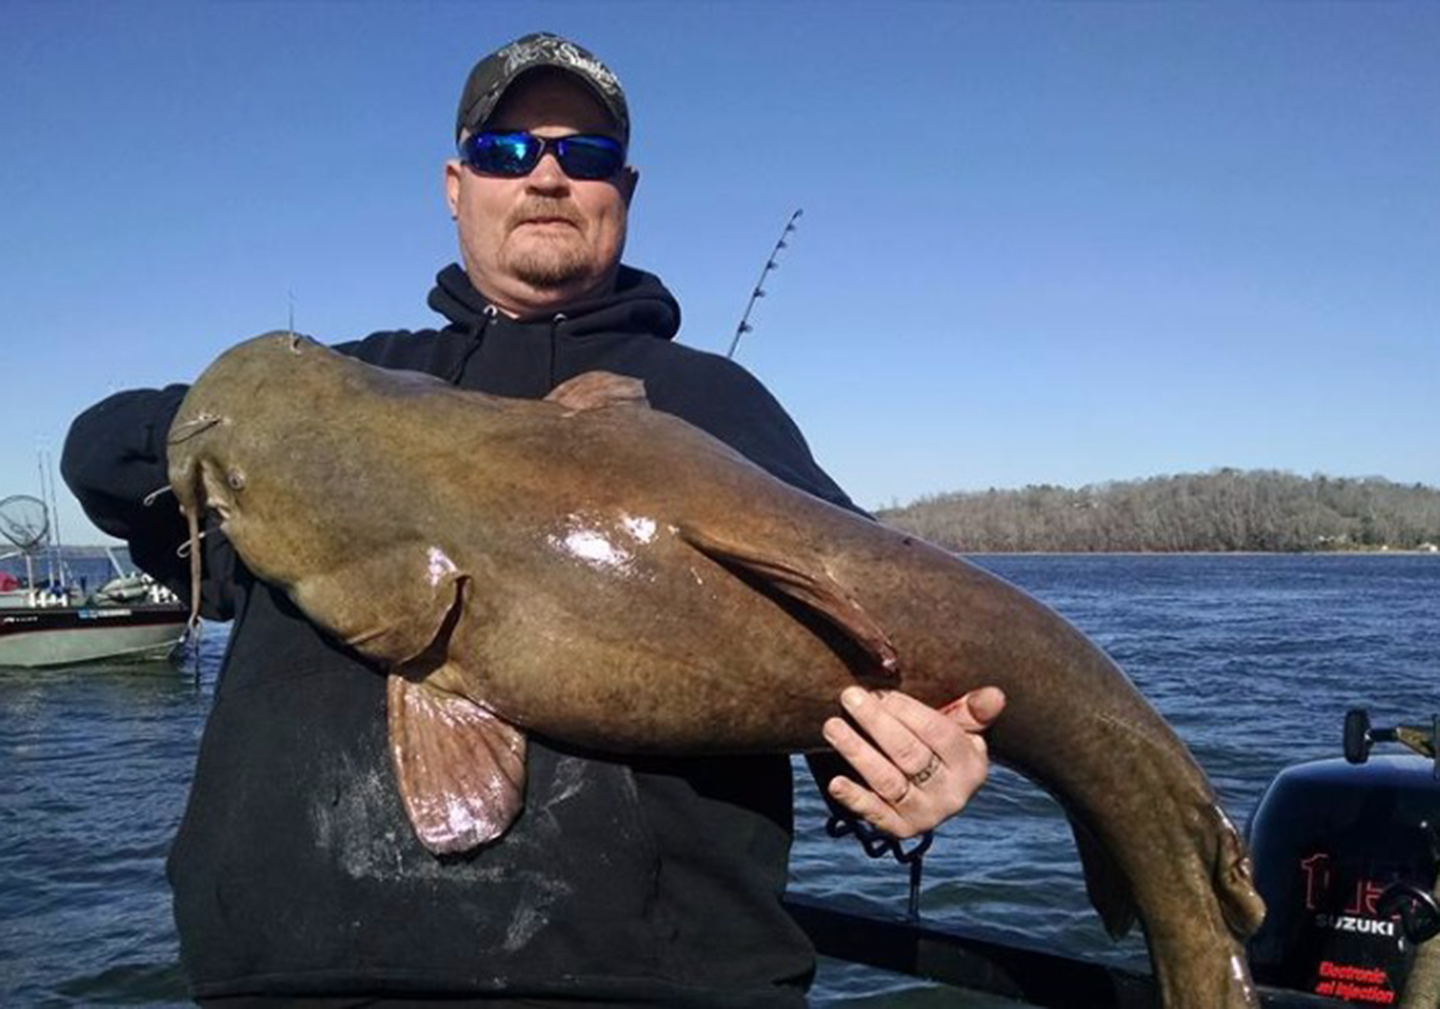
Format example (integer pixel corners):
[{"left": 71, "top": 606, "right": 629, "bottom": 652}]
[{"left": 909, "top": 752, "right": 941, "bottom": 787}]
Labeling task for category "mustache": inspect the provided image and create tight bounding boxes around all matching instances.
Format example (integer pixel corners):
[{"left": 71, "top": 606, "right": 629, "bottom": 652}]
[{"left": 507, "top": 199, "right": 584, "bottom": 230}]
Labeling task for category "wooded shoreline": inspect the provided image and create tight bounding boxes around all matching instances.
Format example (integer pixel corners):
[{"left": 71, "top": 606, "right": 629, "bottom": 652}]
[{"left": 878, "top": 469, "right": 1440, "bottom": 555}]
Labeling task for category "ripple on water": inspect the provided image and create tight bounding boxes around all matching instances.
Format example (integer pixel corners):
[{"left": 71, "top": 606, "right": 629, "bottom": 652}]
[
  {"left": 4, "top": 561, "right": 1438, "bottom": 1003},
  {"left": 793, "top": 555, "right": 1438, "bottom": 1000},
  {"left": 1, "top": 637, "right": 223, "bottom": 1007}
]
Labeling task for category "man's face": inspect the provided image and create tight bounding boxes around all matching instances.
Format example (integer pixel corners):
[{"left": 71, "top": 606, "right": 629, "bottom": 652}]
[{"left": 445, "top": 70, "right": 637, "bottom": 316}]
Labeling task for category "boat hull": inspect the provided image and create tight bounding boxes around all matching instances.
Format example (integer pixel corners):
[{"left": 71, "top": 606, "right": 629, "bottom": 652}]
[{"left": 0, "top": 605, "right": 187, "bottom": 667}]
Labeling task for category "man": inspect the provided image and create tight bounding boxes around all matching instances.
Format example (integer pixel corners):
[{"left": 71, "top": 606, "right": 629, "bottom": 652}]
[{"left": 63, "top": 33, "right": 1002, "bottom": 1007}]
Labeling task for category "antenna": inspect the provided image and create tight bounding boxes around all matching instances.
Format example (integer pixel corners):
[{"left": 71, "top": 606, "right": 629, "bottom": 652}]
[
  {"left": 41, "top": 452, "right": 62, "bottom": 553},
  {"left": 287, "top": 289, "right": 296, "bottom": 336},
  {"left": 727, "top": 208, "right": 802, "bottom": 360}
]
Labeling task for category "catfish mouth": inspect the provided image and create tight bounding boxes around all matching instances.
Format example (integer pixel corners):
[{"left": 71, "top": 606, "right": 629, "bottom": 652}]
[{"left": 197, "top": 465, "right": 236, "bottom": 524}]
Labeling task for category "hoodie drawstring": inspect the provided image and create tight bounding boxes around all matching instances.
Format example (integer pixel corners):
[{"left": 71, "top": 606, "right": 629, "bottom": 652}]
[{"left": 446, "top": 305, "right": 499, "bottom": 386}]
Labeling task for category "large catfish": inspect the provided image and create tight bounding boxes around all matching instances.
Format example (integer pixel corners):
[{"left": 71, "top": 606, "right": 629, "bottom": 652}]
[{"left": 168, "top": 333, "right": 1265, "bottom": 1008}]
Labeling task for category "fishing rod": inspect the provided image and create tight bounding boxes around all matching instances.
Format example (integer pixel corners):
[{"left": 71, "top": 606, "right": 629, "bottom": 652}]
[
  {"left": 726, "top": 208, "right": 802, "bottom": 360},
  {"left": 35, "top": 451, "right": 63, "bottom": 588}
]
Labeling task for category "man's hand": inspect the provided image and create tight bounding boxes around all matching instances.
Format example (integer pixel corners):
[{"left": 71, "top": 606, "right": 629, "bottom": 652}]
[{"left": 821, "top": 685, "right": 1005, "bottom": 839}]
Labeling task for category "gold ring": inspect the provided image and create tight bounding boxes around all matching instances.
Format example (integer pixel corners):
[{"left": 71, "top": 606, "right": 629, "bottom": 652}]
[{"left": 909, "top": 753, "right": 941, "bottom": 787}]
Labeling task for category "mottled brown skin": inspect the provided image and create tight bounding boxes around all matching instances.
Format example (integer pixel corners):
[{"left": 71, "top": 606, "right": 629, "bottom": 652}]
[{"left": 170, "top": 333, "right": 1265, "bottom": 1008}]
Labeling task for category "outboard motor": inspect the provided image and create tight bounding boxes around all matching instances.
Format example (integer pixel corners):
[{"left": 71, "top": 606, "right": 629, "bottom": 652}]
[{"left": 1248, "top": 710, "right": 1440, "bottom": 1004}]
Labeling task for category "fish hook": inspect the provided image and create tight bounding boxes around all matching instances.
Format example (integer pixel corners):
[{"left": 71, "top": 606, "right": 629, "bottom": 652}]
[
  {"left": 175, "top": 528, "right": 208, "bottom": 559},
  {"left": 169, "top": 413, "right": 224, "bottom": 445}
]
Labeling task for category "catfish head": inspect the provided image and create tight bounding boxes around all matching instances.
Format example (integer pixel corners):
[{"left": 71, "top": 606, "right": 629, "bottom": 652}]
[
  {"left": 166, "top": 332, "right": 329, "bottom": 619},
  {"left": 168, "top": 331, "right": 315, "bottom": 534}
]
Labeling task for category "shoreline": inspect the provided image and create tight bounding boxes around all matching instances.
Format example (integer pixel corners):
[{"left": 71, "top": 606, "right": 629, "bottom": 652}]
[{"left": 956, "top": 548, "right": 1440, "bottom": 557}]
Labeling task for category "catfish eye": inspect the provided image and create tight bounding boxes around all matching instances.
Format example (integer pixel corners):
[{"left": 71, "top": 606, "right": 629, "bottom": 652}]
[{"left": 227, "top": 470, "right": 246, "bottom": 491}]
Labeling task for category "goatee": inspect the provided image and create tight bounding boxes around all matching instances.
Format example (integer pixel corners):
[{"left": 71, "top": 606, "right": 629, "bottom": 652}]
[
  {"left": 506, "top": 198, "right": 590, "bottom": 289},
  {"left": 510, "top": 243, "right": 591, "bottom": 290}
]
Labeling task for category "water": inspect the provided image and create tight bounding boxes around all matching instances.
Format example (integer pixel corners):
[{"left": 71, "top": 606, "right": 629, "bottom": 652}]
[{"left": 2, "top": 555, "right": 1436, "bottom": 1006}]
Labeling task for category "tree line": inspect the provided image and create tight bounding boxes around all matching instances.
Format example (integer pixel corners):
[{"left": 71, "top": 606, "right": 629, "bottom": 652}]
[{"left": 876, "top": 470, "right": 1440, "bottom": 553}]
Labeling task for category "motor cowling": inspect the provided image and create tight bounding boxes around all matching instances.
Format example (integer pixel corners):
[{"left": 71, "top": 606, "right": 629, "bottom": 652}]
[{"left": 1247, "top": 711, "right": 1440, "bottom": 1005}]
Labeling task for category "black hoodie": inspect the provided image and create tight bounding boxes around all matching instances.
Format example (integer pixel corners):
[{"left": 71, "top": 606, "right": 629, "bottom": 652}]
[{"left": 62, "top": 265, "right": 854, "bottom": 1006}]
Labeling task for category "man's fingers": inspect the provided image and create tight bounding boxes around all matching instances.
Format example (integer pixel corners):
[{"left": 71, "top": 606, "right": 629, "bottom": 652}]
[
  {"left": 827, "top": 773, "right": 922, "bottom": 839},
  {"left": 840, "top": 686, "right": 934, "bottom": 778},
  {"left": 866, "top": 688, "right": 1000, "bottom": 776},
  {"left": 822, "top": 685, "right": 1004, "bottom": 840},
  {"left": 822, "top": 714, "right": 912, "bottom": 805},
  {"left": 938, "top": 686, "right": 1007, "bottom": 730},
  {"left": 880, "top": 685, "right": 1006, "bottom": 736}
]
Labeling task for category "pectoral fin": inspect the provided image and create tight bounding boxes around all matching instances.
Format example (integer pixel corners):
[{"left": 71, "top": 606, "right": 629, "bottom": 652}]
[
  {"left": 289, "top": 546, "right": 468, "bottom": 669},
  {"left": 386, "top": 673, "right": 527, "bottom": 855},
  {"left": 679, "top": 524, "right": 900, "bottom": 676}
]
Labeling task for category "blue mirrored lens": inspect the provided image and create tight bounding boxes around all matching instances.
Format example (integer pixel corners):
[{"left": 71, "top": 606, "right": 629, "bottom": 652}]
[
  {"left": 466, "top": 133, "right": 543, "bottom": 175},
  {"left": 553, "top": 136, "right": 624, "bottom": 180},
  {"left": 463, "top": 133, "right": 623, "bottom": 180}
]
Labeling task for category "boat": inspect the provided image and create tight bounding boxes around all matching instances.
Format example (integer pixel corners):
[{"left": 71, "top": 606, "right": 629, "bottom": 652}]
[
  {"left": 0, "top": 493, "right": 189, "bottom": 668},
  {"left": 784, "top": 708, "right": 1438, "bottom": 1007},
  {"left": 0, "top": 574, "right": 188, "bottom": 668}
]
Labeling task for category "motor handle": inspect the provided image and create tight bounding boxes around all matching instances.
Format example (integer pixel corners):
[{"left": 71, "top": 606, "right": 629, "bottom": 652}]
[{"left": 1344, "top": 709, "right": 1440, "bottom": 775}]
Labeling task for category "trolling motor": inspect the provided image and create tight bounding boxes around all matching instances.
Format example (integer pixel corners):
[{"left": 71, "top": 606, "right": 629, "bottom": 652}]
[{"left": 1248, "top": 709, "right": 1440, "bottom": 1005}]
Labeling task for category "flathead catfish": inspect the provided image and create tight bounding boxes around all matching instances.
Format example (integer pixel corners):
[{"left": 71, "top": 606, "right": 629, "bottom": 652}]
[{"left": 169, "top": 332, "right": 1265, "bottom": 1008}]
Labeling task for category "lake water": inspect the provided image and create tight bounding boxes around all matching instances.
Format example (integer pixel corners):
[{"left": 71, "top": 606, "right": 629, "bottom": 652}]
[{"left": 2, "top": 554, "right": 1436, "bottom": 1006}]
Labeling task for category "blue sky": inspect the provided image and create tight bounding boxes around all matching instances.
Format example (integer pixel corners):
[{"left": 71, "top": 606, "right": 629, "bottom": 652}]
[{"left": 2, "top": 2, "right": 1436, "bottom": 543}]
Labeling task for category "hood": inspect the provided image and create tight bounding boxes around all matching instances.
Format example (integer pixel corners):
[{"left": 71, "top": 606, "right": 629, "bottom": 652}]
[{"left": 426, "top": 263, "right": 682, "bottom": 343}]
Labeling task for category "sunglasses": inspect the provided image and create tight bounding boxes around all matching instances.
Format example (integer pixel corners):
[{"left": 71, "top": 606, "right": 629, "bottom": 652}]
[{"left": 459, "top": 131, "right": 626, "bottom": 181}]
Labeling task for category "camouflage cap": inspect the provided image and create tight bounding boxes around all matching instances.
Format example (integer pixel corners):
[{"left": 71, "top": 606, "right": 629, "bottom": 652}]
[{"left": 455, "top": 32, "right": 629, "bottom": 145}]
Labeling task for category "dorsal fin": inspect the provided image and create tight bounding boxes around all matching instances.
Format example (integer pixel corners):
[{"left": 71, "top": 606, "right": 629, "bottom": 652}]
[{"left": 546, "top": 371, "right": 649, "bottom": 412}]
